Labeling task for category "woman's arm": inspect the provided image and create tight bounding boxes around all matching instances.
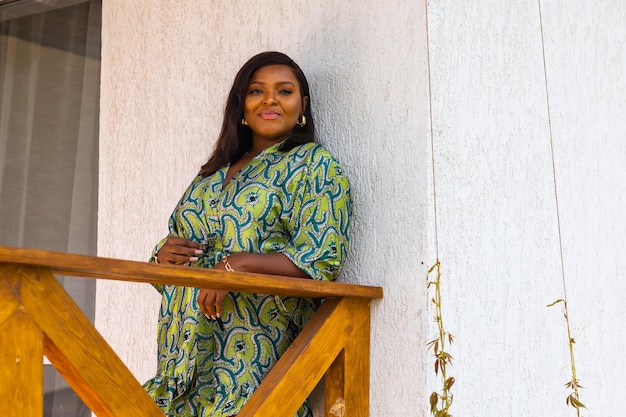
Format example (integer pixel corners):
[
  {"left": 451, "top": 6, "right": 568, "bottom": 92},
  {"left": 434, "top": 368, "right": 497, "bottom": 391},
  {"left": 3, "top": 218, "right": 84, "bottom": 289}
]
[
  {"left": 198, "top": 252, "right": 308, "bottom": 320},
  {"left": 222, "top": 252, "right": 310, "bottom": 278}
]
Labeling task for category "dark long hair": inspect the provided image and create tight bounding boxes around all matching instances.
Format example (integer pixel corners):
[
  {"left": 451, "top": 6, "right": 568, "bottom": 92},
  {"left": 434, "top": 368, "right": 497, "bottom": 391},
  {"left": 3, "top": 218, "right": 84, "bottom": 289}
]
[{"left": 200, "top": 51, "right": 315, "bottom": 177}]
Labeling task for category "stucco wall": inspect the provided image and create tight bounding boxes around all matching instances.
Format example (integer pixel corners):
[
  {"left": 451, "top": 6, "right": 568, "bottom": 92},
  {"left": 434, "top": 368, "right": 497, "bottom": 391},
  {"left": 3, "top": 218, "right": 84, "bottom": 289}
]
[
  {"left": 97, "top": 0, "right": 625, "bottom": 416},
  {"left": 427, "top": 1, "right": 625, "bottom": 415}
]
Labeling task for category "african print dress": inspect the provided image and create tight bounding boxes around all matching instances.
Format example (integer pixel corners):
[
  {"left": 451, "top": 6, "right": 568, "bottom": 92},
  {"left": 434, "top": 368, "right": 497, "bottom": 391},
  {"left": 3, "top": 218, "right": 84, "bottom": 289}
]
[{"left": 143, "top": 141, "right": 352, "bottom": 417}]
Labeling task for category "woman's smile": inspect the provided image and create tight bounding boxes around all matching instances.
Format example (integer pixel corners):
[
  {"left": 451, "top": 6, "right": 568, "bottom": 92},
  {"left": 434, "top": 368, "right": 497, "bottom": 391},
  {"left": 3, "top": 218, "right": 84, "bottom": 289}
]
[{"left": 258, "top": 110, "right": 280, "bottom": 120}]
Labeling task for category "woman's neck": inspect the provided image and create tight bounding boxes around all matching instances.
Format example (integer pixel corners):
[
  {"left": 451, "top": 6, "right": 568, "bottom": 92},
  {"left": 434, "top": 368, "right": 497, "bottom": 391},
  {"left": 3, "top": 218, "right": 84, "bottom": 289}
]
[{"left": 250, "top": 135, "right": 288, "bottom": 155}]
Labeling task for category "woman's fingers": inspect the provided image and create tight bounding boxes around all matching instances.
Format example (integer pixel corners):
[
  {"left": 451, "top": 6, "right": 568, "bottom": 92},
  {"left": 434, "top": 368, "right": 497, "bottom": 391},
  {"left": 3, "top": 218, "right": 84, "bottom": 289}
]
[
  {"left": 197, "top": 289, "right": 228, "bottom": 320},
  {"left": 156, "top": 237, "right": 203, "bottom": 265},
  {"left": 214, "top": 291, "right": 227, "bottom": 318},
  {"left": 197, "top": 288, "right": 211, "bottom": 318}
]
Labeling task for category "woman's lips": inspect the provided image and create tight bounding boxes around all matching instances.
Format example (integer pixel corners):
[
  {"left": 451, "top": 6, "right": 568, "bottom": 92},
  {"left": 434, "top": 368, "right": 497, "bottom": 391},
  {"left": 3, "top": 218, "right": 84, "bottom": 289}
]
[{"left": 259, "top": 111, "right": 279, "bottom": 120}]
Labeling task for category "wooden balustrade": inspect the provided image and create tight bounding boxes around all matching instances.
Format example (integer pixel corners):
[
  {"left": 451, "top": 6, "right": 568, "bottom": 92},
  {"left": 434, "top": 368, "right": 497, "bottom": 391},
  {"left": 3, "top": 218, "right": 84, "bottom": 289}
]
[{"left": 0, "top": 246, "right": 382, "bottom": 417}]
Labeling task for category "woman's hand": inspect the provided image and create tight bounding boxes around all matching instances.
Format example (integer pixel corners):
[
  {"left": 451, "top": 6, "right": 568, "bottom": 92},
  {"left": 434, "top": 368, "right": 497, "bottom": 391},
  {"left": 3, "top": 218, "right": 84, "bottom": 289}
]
[
  {"left": 197, "top": 288, "right": 229, "bottom": 320},
  {"left": 154, "top": 236, "right": 203, "bottom": 266},
  {"left": 197, "top": 259, "right": 232, "bottom": 320}
]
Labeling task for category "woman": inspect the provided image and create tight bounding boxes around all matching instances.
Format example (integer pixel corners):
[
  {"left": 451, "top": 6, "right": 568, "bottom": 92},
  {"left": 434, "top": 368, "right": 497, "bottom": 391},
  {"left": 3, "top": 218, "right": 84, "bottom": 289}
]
[{"left": 144, "top": 51, "right": 352, "bottom": 417}]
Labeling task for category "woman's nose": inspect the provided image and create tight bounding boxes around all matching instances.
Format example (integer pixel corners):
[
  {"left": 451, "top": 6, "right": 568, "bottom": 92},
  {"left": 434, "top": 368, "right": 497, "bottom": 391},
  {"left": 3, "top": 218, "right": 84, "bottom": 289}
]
[{"left": 263, "top": 93, "right": 276, "bottom": 105}]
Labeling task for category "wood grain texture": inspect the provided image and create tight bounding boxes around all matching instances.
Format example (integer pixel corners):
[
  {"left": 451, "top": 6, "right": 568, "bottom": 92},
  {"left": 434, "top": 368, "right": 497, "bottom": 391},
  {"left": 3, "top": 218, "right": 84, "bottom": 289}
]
[
  {"left": 0, "top": 265, "right": 20, "bottom": 326},
  {"left": 326, "top": 313, "right": 370, "bottom": 417},
  {"left": 0, "top": 265, "right": 43, "bottom": 416},
  {"left": 0, "top": 245, "right": 382, "bottom": 299},
  {"left": 0, "top": 248, "right": 380, "bottom": 416},
  {"left": 0, "top": 307, "right": 43, "bottom": 416},
  {"left": 17, "top": 266, "right": 165, "bottom": 417}
]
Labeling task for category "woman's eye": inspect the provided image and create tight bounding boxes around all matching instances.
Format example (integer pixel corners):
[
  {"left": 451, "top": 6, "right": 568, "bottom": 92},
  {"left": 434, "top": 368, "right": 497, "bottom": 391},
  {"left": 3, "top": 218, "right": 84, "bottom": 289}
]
[
  {"left": 279, "top": 89, "right": 293, "bottom": 95},
  {"left": 248, "top": 89, "right": 262, "bottom": 95}
]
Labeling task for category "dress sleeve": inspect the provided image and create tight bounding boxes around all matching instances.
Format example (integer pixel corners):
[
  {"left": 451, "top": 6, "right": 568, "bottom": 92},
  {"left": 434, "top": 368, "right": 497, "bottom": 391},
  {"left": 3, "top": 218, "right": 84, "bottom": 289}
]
[
  {"left": 282, "top": 150, "right": 352, "bottom": 281},
  {"left": 148, "top": 235, "right": 172, "bottom": 294},
  {"left": 149, "top": 175, "right": 206, "bottom": 293}
]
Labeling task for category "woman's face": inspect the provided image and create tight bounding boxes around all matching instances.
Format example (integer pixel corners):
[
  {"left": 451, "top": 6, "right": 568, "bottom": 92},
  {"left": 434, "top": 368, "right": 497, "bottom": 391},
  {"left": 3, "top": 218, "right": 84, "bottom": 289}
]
[{"left": 243, "top": 64, "right": 307, "bottom": 146}]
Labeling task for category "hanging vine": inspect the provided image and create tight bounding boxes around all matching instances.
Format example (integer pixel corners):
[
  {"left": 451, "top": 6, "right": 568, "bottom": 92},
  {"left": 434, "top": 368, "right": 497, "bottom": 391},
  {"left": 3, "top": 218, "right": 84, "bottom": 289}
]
[
  {"left": 424, "top": 1, "right": 455, "bottom": 415},
  {"left": 427, "top": 261, "right": 454, "bottom": 417},
  {"left": 538, "top": 0, "right": 586, "bottom": 414},
  {"left": 547, "top": 299, "right": 585, "bottom": 414}
]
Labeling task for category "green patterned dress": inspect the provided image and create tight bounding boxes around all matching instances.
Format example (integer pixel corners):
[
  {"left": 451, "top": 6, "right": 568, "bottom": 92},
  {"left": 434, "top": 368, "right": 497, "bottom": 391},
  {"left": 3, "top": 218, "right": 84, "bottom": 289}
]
[{"left": 143, "top": 141, "right": 352, "bottom": 417}]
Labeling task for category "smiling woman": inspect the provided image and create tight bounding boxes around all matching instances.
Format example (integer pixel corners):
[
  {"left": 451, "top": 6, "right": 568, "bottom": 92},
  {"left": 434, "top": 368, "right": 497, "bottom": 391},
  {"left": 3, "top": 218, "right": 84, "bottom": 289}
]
[{"left": 145, "top": 52, "right": 353, "bottom": 417}]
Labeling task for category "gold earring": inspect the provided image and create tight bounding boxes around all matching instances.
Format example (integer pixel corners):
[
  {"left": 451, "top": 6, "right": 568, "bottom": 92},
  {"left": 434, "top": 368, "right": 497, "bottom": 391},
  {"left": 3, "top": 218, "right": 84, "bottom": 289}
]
[
  {"left": 296, "top": 114, "right": 306, "bottom": 127},
  {"left": 241, "top": 118, "right": 248, "bottom": 126}
]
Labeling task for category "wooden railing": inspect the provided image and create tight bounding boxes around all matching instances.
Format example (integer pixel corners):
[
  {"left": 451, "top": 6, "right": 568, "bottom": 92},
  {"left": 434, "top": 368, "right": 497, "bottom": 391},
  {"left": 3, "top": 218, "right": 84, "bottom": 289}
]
[{"left": 0, "top": 245, "right": 383, "bottom": 417}]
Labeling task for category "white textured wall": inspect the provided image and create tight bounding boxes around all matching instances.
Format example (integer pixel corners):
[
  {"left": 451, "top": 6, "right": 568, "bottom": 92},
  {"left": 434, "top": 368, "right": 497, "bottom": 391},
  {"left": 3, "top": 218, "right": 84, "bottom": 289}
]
[
  {"left": 98, "top": 0, "right": 430, "bottom": 416},
  {"left": 98, "top": 0, "right": 625, "bottom": 416},
  {"left": 427, "top": 1, "right": 626, "bottom": 416}
]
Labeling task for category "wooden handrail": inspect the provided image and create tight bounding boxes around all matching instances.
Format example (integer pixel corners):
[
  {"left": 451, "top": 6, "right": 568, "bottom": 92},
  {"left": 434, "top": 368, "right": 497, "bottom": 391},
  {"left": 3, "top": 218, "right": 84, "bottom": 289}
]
[
  {"left": 0, "top": 246, "right": 382, "bottom": 299},
  {"left": 0, "top": 245, "right": 383, "bottom": 416}
]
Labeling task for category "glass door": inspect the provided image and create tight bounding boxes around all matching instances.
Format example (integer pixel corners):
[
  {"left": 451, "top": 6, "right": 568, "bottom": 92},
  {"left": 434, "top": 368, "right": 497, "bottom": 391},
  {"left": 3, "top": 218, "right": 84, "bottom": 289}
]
[{"left": 0, "top": 1, "right": 101, "bottom": 415}]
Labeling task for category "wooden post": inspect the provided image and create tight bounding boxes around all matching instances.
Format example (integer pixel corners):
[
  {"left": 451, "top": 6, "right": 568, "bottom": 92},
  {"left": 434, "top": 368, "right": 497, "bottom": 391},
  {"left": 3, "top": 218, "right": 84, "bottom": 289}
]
[
  {"left": 325, "top": 310, "right": 370, "bottom": 417},
  {"left": 0, "top": 264, "right": 165, "bottom": 417},
  {"left": 0, "top": 266, "right": 44, "bottom": 416}
]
